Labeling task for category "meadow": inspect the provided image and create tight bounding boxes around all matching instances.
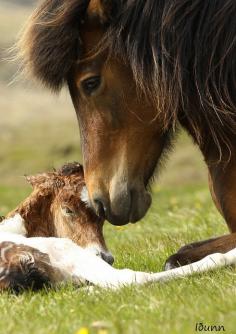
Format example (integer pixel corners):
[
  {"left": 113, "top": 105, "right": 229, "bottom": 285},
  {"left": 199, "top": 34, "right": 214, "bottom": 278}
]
[{"left": 0, "top": 2, "right": 235, "bottom": 334}]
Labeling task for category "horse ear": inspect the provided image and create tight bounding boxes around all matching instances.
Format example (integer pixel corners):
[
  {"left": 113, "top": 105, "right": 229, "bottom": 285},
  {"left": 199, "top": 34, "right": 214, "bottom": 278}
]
[{"left": 87, "top": 0, "right": 116, "bottom": 23}]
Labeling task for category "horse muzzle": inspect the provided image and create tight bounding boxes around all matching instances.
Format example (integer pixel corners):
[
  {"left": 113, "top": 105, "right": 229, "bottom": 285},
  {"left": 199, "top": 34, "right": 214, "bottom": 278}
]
[{"left": 92, "top": 185, "right": 152, "bottom": 226}]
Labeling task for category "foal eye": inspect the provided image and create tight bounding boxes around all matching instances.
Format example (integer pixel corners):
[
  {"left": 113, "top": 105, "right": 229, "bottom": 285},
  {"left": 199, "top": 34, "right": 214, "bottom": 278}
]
[
  {"left": 62, "top": 206, "right": 75, "bottom": 216},
  {"left": 81, "top": 76, "right": 101, "bottom": 95}
]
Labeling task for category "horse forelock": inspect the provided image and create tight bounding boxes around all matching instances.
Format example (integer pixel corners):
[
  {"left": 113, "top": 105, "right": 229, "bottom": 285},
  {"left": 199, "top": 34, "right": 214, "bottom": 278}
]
[{"left": 17, "top": 0, "right": 90, "bottom": 91}]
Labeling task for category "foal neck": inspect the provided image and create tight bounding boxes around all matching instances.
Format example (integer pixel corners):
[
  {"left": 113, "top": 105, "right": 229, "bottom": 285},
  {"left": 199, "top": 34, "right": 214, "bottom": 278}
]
[{"left": 6, "top": 189, "right": 54, "bottom": 237}]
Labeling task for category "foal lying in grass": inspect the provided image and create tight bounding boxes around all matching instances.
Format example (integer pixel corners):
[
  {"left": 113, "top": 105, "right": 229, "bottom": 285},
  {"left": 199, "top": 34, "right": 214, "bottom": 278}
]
[
  {"left": 1, "top": 163, "right": 236, "bottom": 292},
  {"left": 0, "top": 163, "right": 113, "bottom": 291}
]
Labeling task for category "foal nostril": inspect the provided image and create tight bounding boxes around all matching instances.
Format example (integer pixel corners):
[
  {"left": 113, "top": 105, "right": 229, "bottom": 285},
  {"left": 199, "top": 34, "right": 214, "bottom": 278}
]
[{"left": 101, "top": 252, "right": 114, "bottom": 266}]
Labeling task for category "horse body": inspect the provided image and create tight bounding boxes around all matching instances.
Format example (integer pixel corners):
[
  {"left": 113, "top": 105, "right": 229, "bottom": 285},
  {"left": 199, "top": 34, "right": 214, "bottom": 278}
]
[{"left": 18, "top": 0, "right": 236, "bottom": 265}]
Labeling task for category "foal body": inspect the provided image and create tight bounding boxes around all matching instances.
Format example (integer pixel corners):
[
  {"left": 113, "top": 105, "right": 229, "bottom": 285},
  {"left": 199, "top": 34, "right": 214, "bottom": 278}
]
[{"left": 1, "top": 227, "right": 236, "bottom": 290}]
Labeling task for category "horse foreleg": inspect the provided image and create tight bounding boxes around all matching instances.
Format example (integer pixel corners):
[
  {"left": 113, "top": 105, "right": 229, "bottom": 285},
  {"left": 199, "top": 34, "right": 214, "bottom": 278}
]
[
  {"left": 208, "top": 161, "right": 236, "bottom": 232},
  {"left": 164, "top": 233, "right": 236, "bottom": 270},
  {"left": 165, "top": 160, "right": 236, "bottom": 270}
]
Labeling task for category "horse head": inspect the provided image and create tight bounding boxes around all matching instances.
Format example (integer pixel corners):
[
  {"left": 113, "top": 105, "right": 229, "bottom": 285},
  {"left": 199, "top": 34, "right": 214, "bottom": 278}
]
[{"left": 18, "top": 0, "right": 172, "bottom": 225}]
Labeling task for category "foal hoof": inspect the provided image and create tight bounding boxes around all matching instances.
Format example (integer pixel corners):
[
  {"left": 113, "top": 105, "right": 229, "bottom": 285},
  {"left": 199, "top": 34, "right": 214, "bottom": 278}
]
[{"left": 164, "top": 254, "right": 182, "bottom": 271}]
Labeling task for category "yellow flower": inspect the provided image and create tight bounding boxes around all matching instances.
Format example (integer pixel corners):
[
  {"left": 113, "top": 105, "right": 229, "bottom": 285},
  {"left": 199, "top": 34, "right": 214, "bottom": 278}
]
[
  {"left": 98, "top": 330, "right": 108, "bottom": 334},
  {"left": 75, "top": 327, "right": 89, "bottom": 334},
  {"left": 115, "top": 226, "right": 125, "bottom": 231}
]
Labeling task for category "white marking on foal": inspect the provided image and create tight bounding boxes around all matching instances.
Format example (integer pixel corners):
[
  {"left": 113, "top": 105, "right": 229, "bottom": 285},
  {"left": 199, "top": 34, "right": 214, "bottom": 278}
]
[
  {"left": 84, "top": 243, "right": 105, "bottom": 256},
  {"left": 0, "top": 267, "right": 7, "bottom": 281},
  {"left": 80, "top": 186, "right": 90, "bottom": 207},
  {"left": 148, "top": 249, "right": 236, "bottom": 284},
  {"left": 1, "top": 244, "right": 13, "bottom": 263},
  {"left": 0, "top": 215, "right": 26, "bottom": 236},
  {"left": 84, "top": 243, "right": 114, "bottom": 264}
]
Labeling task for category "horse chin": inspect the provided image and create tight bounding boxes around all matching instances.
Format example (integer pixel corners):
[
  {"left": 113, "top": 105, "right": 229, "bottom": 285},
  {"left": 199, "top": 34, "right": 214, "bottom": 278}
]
[{"left": 105, "top": 189, "right": 152, "bottom": 226}]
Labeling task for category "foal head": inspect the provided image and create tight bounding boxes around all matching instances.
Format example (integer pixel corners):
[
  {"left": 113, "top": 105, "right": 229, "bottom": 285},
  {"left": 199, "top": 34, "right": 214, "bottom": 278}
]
[
  {"left": 12, "top": 163, "right": 114, "bottom": 265},
  {"left": 19, "top": 0, "right": 172, "bottom": 225}
]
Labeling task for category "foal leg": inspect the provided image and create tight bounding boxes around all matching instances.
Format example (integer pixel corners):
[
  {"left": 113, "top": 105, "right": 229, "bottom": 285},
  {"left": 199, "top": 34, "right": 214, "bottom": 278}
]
[
  {"left": 20, "top": 238, "right": 236, "bottom": 289},
  {"left": 65, "top": 241, "right": 236, "bottom": 287}
]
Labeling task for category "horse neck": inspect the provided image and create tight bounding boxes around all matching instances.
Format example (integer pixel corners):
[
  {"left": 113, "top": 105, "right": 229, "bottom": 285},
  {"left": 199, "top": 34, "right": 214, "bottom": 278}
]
[{"left": 6, "top": 189, "right": 54, "bottom": 237}]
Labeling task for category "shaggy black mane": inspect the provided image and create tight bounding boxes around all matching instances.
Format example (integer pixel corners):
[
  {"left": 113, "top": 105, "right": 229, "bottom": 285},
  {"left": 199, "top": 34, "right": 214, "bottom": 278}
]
[
  {"left": 106, "top": 0, "right": 236, "bottom": 161},
  {"left": 18, "top": 0, "right": 89, "bottom": 91}
]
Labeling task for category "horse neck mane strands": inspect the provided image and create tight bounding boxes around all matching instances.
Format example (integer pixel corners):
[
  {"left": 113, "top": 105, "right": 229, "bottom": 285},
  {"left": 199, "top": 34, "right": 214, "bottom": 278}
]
[{"left": 105, "top": 0, "right": 236, "bottom": 161}]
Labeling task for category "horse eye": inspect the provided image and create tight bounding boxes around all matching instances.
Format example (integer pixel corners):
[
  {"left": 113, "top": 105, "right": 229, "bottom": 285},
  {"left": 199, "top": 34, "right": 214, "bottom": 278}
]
[
  {"left": 81, "top": 76, "right": 101, "bottom": 95},
  {"left": 62, "top": 206, "right": 75, "bottom": 216}
]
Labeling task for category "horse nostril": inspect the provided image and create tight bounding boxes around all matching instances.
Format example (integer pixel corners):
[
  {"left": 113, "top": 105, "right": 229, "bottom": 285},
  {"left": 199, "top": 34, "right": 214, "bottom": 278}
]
[{"left": 93, "top": 198, "right": 106, "bottom": 218}]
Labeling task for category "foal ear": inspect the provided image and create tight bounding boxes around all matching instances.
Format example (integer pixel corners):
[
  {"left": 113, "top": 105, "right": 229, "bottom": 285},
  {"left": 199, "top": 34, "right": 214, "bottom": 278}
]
[
  {"left": 25, "top": 174, "right": 51, "bottom": 188},
  {"left": 87, "top": 0, "right": 116, "bottom": 23},
  {"left": 25, "top": 173, "right": 64, "bottom": 189}
]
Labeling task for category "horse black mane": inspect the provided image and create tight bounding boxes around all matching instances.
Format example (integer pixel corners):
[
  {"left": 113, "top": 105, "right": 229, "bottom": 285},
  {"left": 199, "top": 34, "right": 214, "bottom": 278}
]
[{"left": 18, "top": 0, "right": 236, "bottom": 162}]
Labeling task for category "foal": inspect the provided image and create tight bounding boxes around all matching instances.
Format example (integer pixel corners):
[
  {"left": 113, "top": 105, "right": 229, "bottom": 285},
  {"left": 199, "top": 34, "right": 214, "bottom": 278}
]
[{"left": 0, "top": 162, "right": 113, "bottom": 291}]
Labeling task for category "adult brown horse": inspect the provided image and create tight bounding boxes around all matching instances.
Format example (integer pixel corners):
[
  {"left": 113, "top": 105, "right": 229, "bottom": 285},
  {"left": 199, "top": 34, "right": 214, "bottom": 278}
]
[{"left": 18, "top": 0, "right": 236, "bottom": 268}]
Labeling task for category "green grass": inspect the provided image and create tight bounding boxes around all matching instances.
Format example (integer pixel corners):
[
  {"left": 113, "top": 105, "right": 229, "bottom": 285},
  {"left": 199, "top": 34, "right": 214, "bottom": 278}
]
[
  {"left": 1, "top": 3, "right": 235, "bottom": 333},
  {"left": 0, "top": 184, "right": 235, "bottom": 334}
]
